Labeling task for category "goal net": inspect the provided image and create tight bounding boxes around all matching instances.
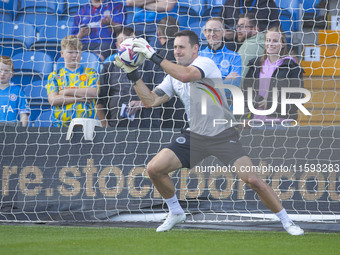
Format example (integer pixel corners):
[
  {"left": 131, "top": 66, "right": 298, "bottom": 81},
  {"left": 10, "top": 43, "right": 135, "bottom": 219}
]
[{"left": 0, "top": 0, "right": 339, "bottom": 224}]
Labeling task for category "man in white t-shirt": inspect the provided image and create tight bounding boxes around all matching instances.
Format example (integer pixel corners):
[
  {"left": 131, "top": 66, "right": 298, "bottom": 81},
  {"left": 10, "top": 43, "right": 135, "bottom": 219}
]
[{"left": 114, "top": 30, "right": 304, "bottom": 235}]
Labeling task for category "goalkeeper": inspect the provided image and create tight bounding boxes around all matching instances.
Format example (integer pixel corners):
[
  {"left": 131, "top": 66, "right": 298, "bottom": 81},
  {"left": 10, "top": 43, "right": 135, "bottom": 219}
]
[{"left": 114, "top": 30, "right": 304, "bottom": 235}]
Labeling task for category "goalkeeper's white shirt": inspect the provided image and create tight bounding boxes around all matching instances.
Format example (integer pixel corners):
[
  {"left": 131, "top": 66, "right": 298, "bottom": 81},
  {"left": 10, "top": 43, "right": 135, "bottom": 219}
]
[{"left": 157, "top": 56, "right": 236, "bottom": 137}]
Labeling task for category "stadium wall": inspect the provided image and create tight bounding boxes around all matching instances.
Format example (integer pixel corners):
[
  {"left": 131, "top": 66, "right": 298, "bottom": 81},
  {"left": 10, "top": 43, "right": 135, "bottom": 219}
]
[{"left": 0, "top": 126, "right": 339, "bottom": 221}]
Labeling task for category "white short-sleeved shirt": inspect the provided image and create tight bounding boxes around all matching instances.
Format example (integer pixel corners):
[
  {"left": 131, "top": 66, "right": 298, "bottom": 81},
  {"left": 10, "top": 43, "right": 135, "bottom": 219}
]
[{"left": 157, "top": 56, "right": 236, "bottom": 136}]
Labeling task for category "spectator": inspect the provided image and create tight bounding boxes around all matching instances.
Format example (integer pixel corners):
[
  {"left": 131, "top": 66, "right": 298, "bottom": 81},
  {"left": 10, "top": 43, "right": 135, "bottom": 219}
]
[
  {"left": 200, "top": 17, "right": 242, "bottom": 106},
  {"left": 71, "top": 0, "right": 124, "bottom": 61},
  {"left": 96, "top": 28, "right": 159, "bottom": 128},
  {"left": 220, "top": 0, "right": 280, "bottom": 40},
  {"left": 0, "top": 56, "right": 29, "bottom": 127},
  {"left": 222, "top": 24, "right": 238, "bottom": 52},
  {"left": 125, "top": 0, "right": 178, "bottom": 48},
  {"left": 47, "top": 35, "right": 99, "bottom": 128},
  {"left": 143, "top": 16, "right": 187, "bottom": 129},
  {"left": 237, "top": 13, "right": 266, "bottom": 79},
  {"left": 243, "top": 27, "right": 304, "bottom": 122}
]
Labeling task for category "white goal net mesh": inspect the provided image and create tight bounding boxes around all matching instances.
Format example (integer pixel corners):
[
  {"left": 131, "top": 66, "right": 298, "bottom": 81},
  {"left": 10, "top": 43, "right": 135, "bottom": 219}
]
[{"left": 0, "top": 0, "right": 339, "bottom": 223}]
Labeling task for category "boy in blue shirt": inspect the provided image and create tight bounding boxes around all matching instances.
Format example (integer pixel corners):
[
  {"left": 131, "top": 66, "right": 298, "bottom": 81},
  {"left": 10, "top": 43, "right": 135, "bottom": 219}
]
[{"left": 0, "top": 56, "right": 30, "bottom": 127}]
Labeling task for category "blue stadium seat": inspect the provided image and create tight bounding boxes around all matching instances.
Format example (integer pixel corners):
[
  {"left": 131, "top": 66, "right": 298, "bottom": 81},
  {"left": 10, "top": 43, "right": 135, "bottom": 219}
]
[
  {"left": 275, "top": 0, "right": 300, "bottom": 42},
  {"left": 31, "top": 20, "right": 71, "bottom": 60},
  {"left": 177, "top": 0, "right": 202, "bottom": 32},
  {"left": 302, "top": 0, "right": 323, "bottom": 20},
  {"left": 62, "top": 0, "right": 89, "bottom": 16},
  {"left": 0, "top": 0, "right": 19, "bottom": 20},
  {"left": 17, "top": 0, "right": 64, "bottom": 15},
  {"left": 57, "top": 0, "right": 66, "bottom": 15},
  {"left": 60, "top": 0, "right": 87, "bottom": 25},
  {"left": 24, "top": 81, "right": 48, "bottom": 101},
  {"left": 15, "top": 12, "right": 61, "bottom": 31},
  {"left": 25, "top": 80, "right": 51, "bottom": 124},
  {"left": 56, "top": 52, "right": 102, "bottom": 74},
  {"left": 202, "top": 0, "right": 224, "bottom": 18},
  {"left": 12, "top": 51, "right": 54, "bottom": 86},
  {"left": 33, "top": 110, "right": 53, "bottom": 127},
  {"left": 0, "top": 10, "right": 13, "bottom": 22},
  {"left": 123, "top": 5, "right": 134, "bottom": 25},
  {"left": 61, "top": 15, "right": 76, "bottom": 30},
  {"left": 177, "top": 1, "right": 208, "bottom": 42},
  {"left": 36, "top": 20, "right": 71, "bottom": 46},
  {"left": 178, "top": 0, "right": 205, "bottom": 17},
  {"left": 186, "top": 20, "right": 207, "bottom": 43},
  {"left": 0, "top": 22, "right": 35, "bottom": 57}
]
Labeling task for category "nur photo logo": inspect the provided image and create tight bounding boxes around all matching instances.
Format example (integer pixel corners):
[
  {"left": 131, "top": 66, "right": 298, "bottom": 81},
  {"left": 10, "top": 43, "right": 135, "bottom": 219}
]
[
  {"left": 197, "top": 82, "right": 223, "bottom": 115},
  {"left": 200, "top": 83, "right": 312, "bottom": 117}
]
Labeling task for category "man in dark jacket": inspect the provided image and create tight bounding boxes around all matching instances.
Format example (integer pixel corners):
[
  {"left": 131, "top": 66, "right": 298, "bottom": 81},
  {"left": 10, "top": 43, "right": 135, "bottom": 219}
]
[
  {"left": 143, "top": 16, "right": 187, "bottom": 129},
  {"left": 220, "top": 0, "right": 280, "bottom": 44},
  {"left": 97, "top": 27, "right": 159, "bottom": 128}
]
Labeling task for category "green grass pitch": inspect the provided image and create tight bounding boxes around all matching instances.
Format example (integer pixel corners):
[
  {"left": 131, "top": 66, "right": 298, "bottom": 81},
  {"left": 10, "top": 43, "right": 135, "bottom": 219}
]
[{"left": 0, "top": 225, "right": 339, "bottom": 255}]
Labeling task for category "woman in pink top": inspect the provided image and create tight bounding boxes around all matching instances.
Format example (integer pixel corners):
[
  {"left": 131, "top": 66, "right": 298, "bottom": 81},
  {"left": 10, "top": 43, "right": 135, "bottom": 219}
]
[{"left": 243, "top": 26, "right": 305, "bottom": 122}]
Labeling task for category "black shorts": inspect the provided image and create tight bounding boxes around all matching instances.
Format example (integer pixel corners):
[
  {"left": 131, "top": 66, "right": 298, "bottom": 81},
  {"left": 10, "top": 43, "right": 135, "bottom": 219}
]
[{"left": 166, "top": 127, "right": 248, "bottom": 169}]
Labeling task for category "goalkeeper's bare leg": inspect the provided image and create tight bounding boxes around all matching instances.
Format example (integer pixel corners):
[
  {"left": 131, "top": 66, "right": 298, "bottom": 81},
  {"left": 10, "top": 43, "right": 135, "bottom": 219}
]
[
  {"left": 234, "top": 156, "right": 304, "bottom": 235},
  {"left": 146, "top": 148, "right": 186, "bottom": 232},
  {"left": 147, "top": 150, "right": 303, "bottom": 235}
]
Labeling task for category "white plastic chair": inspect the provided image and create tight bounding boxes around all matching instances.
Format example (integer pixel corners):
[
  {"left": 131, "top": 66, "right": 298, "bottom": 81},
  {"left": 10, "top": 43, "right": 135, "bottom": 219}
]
[{"left": 66, "top": 118, "right": 102, "bottom": 141}]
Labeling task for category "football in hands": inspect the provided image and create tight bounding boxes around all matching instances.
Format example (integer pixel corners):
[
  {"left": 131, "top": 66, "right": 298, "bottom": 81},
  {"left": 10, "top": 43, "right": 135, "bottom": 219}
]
[{"left": 118, "top": 38, "right": 145, "bottom": 67}]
